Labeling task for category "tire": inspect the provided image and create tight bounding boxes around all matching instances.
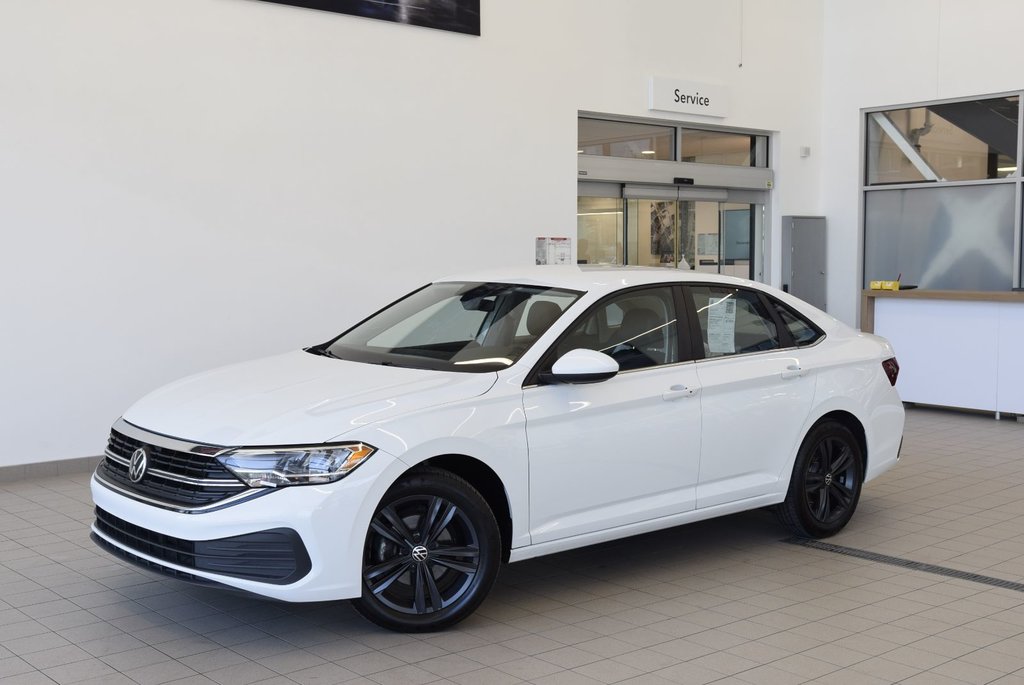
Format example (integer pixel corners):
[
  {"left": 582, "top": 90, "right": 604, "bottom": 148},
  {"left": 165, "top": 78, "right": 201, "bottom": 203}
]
[
  {"left": 351, "top": 467, "right": 500, "bottom": 632},
  {"left": 777, "top": 421, "right": 864, "bottom": 538}
]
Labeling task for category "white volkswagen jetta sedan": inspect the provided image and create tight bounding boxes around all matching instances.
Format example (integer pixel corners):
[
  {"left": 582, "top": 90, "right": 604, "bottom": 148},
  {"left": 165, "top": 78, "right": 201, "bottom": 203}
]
[{"left": 91, "top": 266, "right": 904, "bottom": 631}]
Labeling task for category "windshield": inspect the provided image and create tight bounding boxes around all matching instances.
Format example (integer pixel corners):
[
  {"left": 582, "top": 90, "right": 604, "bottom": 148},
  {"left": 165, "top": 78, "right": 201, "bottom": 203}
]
[{"left": 316, "top": 282, "right": 582, "bottom": 372}]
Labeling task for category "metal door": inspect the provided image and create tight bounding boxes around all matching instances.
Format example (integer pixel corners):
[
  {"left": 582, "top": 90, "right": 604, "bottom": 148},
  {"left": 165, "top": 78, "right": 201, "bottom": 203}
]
[{"left": 782, "top": 216, "right": 827, "bottom": 311}]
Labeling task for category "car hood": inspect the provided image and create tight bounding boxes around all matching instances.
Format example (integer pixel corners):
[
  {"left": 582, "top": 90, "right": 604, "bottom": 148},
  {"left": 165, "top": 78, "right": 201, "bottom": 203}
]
[{"left": 121, "top": 350, "right": 497, "bottom": 446}]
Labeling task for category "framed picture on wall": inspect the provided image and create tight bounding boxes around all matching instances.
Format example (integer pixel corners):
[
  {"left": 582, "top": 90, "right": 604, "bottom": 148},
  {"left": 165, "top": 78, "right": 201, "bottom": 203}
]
[{"left": 255, "top": 0, "right": 481, "bottom": 36}]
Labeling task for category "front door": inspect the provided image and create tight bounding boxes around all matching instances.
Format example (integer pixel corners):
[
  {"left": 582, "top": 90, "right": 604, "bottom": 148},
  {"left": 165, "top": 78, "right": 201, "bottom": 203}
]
[{"left": 524, "top": 286, "right": 702, "bottom": 544}]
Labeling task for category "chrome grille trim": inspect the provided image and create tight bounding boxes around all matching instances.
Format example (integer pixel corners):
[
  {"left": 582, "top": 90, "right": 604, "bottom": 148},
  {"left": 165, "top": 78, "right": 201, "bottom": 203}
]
[
  {"left": 93, "top": 471, "right": 267, "bottom": 514},
  {"left": 113, "top": 417, "right": 232, "bottom": 456},
  {"left": 102, "top": 418, "right": 251, "bottom": 509},
  {"left": 104, "top": 450, "right": 245, "bottom": 487}
]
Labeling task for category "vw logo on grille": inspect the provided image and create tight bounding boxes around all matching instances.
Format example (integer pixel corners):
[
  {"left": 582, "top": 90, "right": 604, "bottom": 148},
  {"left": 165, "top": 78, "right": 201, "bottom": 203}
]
[
  {"left": 128, "top": 448, "right": 148, "bottom": 483},
  {"left": 411, "top": 545, "right": 429, "bottom": 562}
]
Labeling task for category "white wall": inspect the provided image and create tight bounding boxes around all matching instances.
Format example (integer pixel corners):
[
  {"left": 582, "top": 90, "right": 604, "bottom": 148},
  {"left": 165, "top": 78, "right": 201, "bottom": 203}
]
[
  {"left": 0, "top": 0, "right": 823, "bottom": 467},
  {"left": 820, "top": 0, "right": 1024, "bottom": 325}
]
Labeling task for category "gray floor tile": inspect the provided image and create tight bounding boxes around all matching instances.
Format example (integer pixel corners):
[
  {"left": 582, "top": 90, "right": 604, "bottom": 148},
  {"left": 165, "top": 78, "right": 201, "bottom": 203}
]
[{"left": 3, "top": 407, "right": 1024, "bottom": 684}]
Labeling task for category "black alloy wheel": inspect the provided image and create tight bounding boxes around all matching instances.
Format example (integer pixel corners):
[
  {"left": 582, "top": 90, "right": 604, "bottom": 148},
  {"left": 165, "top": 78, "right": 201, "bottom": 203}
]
[
  {"left": 352, "top": 467, "right": 499, "bottom": 632},
  {"left": 777, "top": 421, "right": 864, "bottom": 538}
]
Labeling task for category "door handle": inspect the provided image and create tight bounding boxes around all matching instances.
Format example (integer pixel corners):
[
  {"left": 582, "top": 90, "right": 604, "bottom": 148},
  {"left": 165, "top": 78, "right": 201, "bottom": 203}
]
[
  {"left": 662, "top": 384, "right": 698, "bottom": 400},
  {"left": 781, "top": 364, "right": 804, "bottom": 380}
]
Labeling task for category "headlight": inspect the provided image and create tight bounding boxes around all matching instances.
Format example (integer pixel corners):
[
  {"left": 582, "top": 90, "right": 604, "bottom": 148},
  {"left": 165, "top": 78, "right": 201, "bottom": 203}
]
[{"left": 217, "top": 443, "right": 376, "bottom": 488}]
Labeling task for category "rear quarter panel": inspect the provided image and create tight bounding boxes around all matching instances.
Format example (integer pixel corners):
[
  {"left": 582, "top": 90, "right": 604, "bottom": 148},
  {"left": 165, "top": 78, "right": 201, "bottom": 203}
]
[{"left": 788, "top": 331, "right": 904, "bottom": 488}]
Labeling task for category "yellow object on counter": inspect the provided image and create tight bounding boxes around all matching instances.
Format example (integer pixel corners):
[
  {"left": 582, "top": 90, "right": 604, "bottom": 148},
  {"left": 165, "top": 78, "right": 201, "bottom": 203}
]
[{"left": 869, "top": 280, "right": 901, "bottom": 291}]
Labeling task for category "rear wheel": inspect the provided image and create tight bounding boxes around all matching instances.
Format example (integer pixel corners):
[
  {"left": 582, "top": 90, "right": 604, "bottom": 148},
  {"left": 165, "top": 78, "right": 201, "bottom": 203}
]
[
  {"left": 351, "top": 467, "right": 499, "bottom": 632},
  {"left": 777, "top": 421, "right": 863, "bottom": 538}
]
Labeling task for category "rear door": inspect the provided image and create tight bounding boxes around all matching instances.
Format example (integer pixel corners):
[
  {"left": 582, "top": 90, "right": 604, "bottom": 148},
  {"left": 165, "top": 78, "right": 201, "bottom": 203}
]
[{"left": 683, "top": 284, "right": 818, "bottom": 508}]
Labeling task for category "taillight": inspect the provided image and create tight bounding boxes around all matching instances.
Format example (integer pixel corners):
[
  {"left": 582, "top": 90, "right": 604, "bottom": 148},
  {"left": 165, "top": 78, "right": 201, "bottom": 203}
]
[{"left": 882, "top": 357, "right": 899, "bottom": 386}]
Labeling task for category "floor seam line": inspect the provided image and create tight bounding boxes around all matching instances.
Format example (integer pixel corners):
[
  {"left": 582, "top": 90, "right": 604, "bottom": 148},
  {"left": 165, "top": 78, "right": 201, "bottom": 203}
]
[{"left": 784, "top": 537, "right": 1024, "bottom": 593}]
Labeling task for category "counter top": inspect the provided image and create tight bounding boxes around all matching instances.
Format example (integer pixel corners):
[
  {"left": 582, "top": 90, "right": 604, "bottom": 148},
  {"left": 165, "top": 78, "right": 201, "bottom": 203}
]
[{"left": 861, "top": 289, "right": 1024, "bottom": 332}]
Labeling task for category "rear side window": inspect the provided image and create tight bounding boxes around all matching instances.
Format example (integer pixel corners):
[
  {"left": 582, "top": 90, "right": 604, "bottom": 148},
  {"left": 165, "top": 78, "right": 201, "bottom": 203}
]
[
  {"left": 771, "top": 300, "right": 823, "bottom": 346},
  {"left": 687, "top": 286, "right": 779, "bottom": 357}
]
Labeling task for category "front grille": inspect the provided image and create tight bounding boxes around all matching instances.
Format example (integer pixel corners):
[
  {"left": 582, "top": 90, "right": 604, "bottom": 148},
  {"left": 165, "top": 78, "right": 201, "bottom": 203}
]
[
  {"left": 94, "top": 507, "right": 311, "bottom": 585},
  {"left": 99, "top": 428, "right": 246, "bottom": 508}
]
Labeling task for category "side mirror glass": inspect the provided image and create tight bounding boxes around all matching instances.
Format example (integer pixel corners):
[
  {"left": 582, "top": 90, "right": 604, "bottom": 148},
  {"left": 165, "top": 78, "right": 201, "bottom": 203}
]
[{"left": 547, "top": 348, "right": 619, "bottom": 384}]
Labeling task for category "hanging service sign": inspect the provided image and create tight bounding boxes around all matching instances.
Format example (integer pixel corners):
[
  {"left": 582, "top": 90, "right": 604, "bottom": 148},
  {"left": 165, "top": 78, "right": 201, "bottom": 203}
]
[{"left": 648, "top": 77, "right": 730, "bottom": 118}]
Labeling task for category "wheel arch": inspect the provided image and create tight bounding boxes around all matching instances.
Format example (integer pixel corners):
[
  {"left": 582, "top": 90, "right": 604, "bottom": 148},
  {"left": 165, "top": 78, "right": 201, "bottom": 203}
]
[
  {"left": 809, "top": 410, "right": 868, "bottom": 482},
  {"left": 406, "top": 454, "right": 513, "bottom": 562}
]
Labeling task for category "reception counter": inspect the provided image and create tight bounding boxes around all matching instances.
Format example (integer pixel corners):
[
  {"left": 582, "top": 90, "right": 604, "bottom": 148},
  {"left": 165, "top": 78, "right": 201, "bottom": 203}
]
[{"left": 861, "top": 289, "right": 1024, "bottom": 416}]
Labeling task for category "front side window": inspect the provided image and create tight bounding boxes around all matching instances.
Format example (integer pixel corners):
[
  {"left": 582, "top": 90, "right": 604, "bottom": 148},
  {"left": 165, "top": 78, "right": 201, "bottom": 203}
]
[
  {"left": 320, "top": 282, "right": 581, "bottom": 372},
  {"left": 550, "top": 287, "right": 678, "bottom": 372},
  {"left": 688, "top": 286, "right": 779, "bottom": 357}
]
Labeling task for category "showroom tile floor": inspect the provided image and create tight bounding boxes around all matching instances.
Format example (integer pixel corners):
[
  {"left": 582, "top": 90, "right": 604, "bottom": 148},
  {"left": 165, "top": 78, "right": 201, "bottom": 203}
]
[{"left": 2, "top": 407, "right": 1024, "bottom": 685}]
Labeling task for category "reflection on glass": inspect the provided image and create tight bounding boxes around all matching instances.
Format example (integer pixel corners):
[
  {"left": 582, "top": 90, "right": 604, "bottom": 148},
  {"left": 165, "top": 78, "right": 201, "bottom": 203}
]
[
  {"left": 578, "top": 118, "right": 675, "bottom": 160},
  {"left": 866, "top": 96, "right": 1019, "bottom": 185},
  {"left": 864, "top": 184, "right": 1014, "bottom": 291},
  {"left": 626, "top": 199, "right": 678, "bottom": 267},
  {"left": 681, "top": 130, "right": 768, "bottom": 167},
  {"left": 720, "top": 204, "right": 752, "bottom": 278},
  {"left": 576, "top": 197, "right": 623, "bottom": 264},
  {"left": 624, "top": 199, "right": 756, "bottom": 276}
]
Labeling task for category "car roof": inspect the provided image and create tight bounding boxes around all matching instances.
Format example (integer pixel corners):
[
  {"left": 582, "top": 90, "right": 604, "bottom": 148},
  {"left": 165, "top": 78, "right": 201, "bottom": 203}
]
[{"left": 435, "top": 265, "right": 762, "bottom": 294}]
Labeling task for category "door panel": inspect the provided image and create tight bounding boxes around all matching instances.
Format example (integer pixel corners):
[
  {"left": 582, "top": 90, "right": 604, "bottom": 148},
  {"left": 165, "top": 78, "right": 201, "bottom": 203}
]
[
  {"left": 525, "top": 363, "right": 702, "bottom": 543},
  {"left": 684, "top": 284, "right": 817, "bottom": 508},
  {"left": 782, "top": 216, "right": 827, "bottom": 311},
  {"left": 524, "top": 284, "right": 700, "bottom": 543},
  {"left": 694, "top": 354, "right": 815, "bottom": 508}
]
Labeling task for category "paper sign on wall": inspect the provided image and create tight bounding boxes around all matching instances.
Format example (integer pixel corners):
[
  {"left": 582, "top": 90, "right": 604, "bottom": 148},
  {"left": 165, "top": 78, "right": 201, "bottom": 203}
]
[
  {"left": 706, "top": 296, "right": 736, "bottom": 354},
  {"left": 535, "top": 237, "right": 572, "bottom": 265}
]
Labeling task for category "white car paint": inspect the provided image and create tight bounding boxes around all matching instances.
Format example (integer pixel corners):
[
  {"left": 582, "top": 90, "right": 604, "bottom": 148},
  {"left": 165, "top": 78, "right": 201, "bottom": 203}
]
[{"left": 91, "top": 266, "right": 905, "bottom": 602}]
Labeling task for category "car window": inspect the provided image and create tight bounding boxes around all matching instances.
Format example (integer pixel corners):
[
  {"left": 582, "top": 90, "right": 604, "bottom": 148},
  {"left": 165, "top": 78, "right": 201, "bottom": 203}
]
[
  {"left": 551, "top": 287, "right": 678, "bottom": 372},
  {"left": 369, "top": 298, "right": 486, "bottom": 348},
  {"left": 688, "top": 286, "right": 779, "bottom": 357},
  {"left": 771, "top": 299, "right": 823, "bottom": 346},
  {"left": 515, "top": 295, "right": 578, "bottom": 337},
  {"left": 323, "top": 282, "right": 581, "bottom": 372}
]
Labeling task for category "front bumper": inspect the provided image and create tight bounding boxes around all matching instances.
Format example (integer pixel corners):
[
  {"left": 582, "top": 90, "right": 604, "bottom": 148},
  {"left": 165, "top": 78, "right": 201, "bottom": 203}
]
[{"left": 90, "top": 447, "right": 408, "bottom": 602}]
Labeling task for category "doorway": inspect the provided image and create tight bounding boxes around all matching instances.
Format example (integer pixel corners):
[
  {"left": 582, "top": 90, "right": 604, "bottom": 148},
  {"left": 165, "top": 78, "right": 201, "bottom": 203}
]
[{"left": 578, "top": 183, "right": 766, "bottom": 282}]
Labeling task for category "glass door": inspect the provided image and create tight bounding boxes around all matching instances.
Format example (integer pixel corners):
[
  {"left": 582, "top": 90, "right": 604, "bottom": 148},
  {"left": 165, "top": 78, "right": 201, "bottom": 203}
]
[
  {"left": 626, "top": 198, "right": 681, "bottom": 267},
  {"left": 576, "top": 196, "right": 623, "bottom": 265},
  {"left": 694, "top": 201, "right": 762, "bottom": 279},
  {"left": 577, "top": 183, "right": 766, "bottom": 281}
]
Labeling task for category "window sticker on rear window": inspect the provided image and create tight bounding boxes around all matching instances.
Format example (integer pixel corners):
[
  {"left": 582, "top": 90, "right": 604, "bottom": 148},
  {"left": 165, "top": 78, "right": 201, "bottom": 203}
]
[{"left": 707, "top": 296, "right": 737, "bottom": 354}]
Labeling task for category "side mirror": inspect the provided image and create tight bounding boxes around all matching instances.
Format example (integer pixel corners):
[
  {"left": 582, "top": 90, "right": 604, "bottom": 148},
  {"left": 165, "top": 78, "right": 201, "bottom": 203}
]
[{"left": 547, "top": 348, "right": 619, "bottom": 384}]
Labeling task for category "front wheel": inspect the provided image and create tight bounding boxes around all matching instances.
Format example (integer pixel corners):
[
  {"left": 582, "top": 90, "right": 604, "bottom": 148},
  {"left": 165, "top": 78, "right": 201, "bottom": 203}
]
[
  {"left": 351, "top": 467, "right": 500, "bottom": 632},
  {"left": 777, "top": 421, "right": 864, "bottom": 538}
]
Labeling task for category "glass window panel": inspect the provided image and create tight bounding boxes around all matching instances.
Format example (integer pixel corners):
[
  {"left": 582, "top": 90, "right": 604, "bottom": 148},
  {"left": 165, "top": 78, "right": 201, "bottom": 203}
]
[
  {"left": 578, "top": 118, "right": 675, "bottom": 160},
  {"left": 680, "top": 129, "right": 767, "bottom": 167},
  {"left": 626, "top": 199, "right": 677, "bottom": 267},
  {"left": 864, "top": 184, "right": 1015, "bottom": 291},
  {"left": 866, "top": 96, "right": 1019, "bottom": 185},
  {"left": 770, "top": 300, "right": 823, "bottom": 346},
  {"left": 721, "top": 204, "right": 751, "bottom": 278},
  {"left": 688, "top": 286, "right": 779, "bottom": 357},
  {"left": 692, "top": 201, "right": 723, "bottom": 273},
  {"left": 576, "top": 196, "right": 623, "bottom": 265},
  {"left": 329, "top": 282, "right": 581, "bottom": 372},
  {"left": 553, "top": 287, "right": 678, "bottom": 371}
]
